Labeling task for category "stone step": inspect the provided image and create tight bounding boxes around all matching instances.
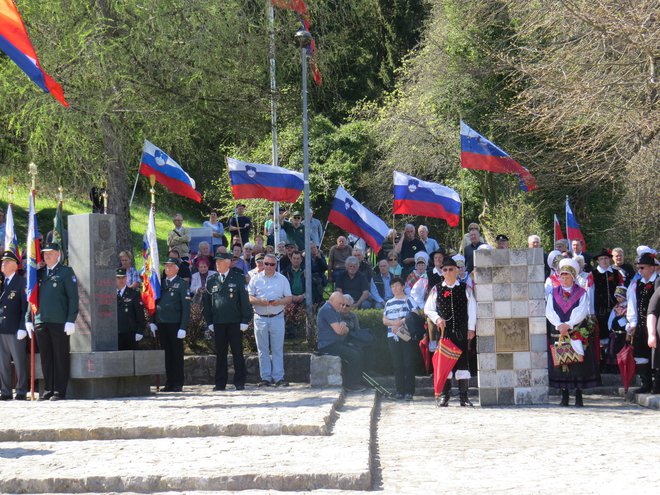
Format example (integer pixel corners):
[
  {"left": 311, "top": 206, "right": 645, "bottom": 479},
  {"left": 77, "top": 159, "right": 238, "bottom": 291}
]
[
  {"left": 0, "top": 391, "right": 376, "bottom": 493},
  {"left": 618, "top": 388, "right": 660, "bottom": 410}
]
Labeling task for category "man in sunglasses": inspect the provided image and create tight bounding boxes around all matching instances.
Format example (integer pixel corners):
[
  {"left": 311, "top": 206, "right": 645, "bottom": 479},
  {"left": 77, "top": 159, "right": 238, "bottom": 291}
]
[{"left": 279, "top": 210, "right": 305, "bottom": 251}]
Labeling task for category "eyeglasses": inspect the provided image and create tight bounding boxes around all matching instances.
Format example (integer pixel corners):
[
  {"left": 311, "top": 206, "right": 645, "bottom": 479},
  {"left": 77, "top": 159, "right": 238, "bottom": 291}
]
[
  {"left": 293, "top": 216, "right": 301, "bottom": 219},
  {"left": 388, "top": 258, "right": 397, "bottom": 261},
  {"left": 341, "top": 304, "right": 350, "bottom": 307},
  {"left": 264, "top": 262, "right": 276, "bottom": 266}
]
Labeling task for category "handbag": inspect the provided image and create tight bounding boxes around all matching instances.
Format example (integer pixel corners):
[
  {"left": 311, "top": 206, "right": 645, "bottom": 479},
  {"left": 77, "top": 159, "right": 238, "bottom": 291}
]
[
  {"left": 550, "top": 336, "right": 584, "bottom": 367},
  {"left": 405, "top": 311, "right": 427, "bottom": 340}
]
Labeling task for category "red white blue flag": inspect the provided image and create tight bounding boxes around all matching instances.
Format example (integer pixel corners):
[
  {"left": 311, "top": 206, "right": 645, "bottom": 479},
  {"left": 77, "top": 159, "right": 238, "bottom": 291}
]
[
  {"left": 328, "top": 187, "right": 389, "bottom": 254},
  {"left": 393, "top": 171, "right": 461, "bottom": 227},
  {"left": 227, "top": 157, "right": 304, "bottom": 203},
  {"left": 565, "top": 196, "right": 586, "bottom": 251},
  {"left": 553, "top": 213, "right": 565, "bottom": 246},
  {"left": 26, "top": 190, "right": 41, "bottom": 314},
  {"left": 139, "top": 140, "right": 202, "bottom": 203},
  {"left": 140, "top": 207, "right": 160, "bottom": 316},
  {"left": 0, "top": 0, "right": 68, "bottom": 106},
  {"left": 3, "top": 203, "right": 20, "bottom": 260},
  {"left": 460, "top": 121, "right": 536, "bottom": 192}
]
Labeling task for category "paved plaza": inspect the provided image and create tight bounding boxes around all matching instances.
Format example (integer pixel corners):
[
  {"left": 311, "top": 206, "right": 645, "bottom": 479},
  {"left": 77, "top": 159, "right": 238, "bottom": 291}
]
[{"left": 0, "top": 385, "right": 658, "bottom": 494}]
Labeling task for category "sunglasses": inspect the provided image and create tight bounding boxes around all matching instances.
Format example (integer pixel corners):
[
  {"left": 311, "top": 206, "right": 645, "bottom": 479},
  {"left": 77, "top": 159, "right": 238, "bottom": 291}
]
[
  {"left": 264, "top": 262, "right": 276, "bottom": 266},
  {"left": 388, "top": 258, "right": 398, "bottom": 261},
  {"left": 293, "top": 216, "right": 301, "bottom": 219}
]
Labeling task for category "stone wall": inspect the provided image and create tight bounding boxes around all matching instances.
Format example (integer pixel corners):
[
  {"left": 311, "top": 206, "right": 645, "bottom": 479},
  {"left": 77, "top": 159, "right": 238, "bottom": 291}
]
[{"left": 474, "top": 248, "right": 549, "bottom": 405}]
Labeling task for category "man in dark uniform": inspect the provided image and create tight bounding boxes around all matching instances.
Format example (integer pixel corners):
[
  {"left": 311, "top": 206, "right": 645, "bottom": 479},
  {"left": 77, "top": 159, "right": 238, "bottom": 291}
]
[
  {"left": 116, "top": 268, "right": 146, "bottom": 351},
  {"left": 0, "top": 251, "right": 29, "bottom": 400},
  {"left": 155, "top": 257, "right": 190, "bottom": 392},
  {"left": 25, "top": 243, "right": 79, "bottom": 401},
  {"left": 203, "top": 252, "right": 252, "bottom": 391}
]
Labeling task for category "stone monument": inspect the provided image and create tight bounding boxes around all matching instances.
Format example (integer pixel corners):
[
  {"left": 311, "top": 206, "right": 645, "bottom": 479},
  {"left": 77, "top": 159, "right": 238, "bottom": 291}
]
[{"left": 473, "top": 248, "right": 549, "bottom": 405}]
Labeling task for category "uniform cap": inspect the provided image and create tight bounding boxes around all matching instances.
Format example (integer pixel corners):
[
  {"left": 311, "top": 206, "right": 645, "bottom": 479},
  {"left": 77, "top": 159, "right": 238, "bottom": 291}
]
[
  {"left": 116, "top": 268, "right": 127, "bottom": 277},
  {"left": 41, "top": 242, "right": 61, "bottom": 252},
  {"left": 214, "top": 252, "right": 232, "bottom": 260},
  {"left": 163, "top": 257, "right": 180, "bottom": 266},
  {"left": 1, "top": 250, "right": 19, "bottom": 263}
]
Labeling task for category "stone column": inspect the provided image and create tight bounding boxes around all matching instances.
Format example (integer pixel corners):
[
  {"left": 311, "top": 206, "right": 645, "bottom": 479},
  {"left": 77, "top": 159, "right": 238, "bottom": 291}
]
[{"left": 473, "top": 248, "right": 549, "bottom": 405}]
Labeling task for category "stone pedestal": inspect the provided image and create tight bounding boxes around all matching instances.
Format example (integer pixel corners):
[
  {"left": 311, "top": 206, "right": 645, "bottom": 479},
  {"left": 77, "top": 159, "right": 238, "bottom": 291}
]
[
  {"left": 474, "top": 248, "right": 549, "bottom": 405},
  {"left": 310, "top": 355, "right": 343, "bottom": 387}
]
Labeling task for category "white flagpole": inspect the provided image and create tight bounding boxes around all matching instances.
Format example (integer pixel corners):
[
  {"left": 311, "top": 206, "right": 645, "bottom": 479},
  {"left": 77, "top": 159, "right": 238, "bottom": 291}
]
[
  {"left": 268, "top": 1, "right": 281, "bottom": 252},
  {"left": 128, "top": 167, "right": 141, "bottom": 209}
]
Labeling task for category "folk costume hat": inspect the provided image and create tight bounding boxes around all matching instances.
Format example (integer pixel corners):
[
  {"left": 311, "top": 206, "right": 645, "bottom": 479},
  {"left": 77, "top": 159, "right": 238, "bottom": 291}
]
[
  {"left": 452, "top": 254, "right": 466, "bottom": 268},
  {"left": 594, "top": 248, "right": 613, "bottom": 260},
  {"left": 547, "top": 250, "right": 563, "bottom": 272},
  {"left": 414, "top": 251, "right": 429, "bottom": 265},
  {"left": 443, "top": 257, "right": 458, "bottom": 268},
  {"left": 638, "top": 252, "right": 658, "bottom": 266},
  {"left": 614, "top": 286, "right": 627, "bottom": 299},
  {"left": 558, "top": 258, "right": 579, "bottom": 279}
]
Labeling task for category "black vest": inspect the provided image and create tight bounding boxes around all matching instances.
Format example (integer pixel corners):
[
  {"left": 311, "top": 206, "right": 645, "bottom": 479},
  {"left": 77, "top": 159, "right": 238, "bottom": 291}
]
[
  {"left": 435, "top": 282, "right": 469, "bottom": 341},
  {"left": 592, "top": 269, "right": 620, "bottom": 317}
]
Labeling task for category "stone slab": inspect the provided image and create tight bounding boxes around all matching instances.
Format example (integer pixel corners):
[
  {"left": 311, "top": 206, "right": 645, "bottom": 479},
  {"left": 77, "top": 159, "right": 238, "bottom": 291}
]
[
  {"left": 67, "top": 376, "right": 151, "bottom": 399},
  {"left": 310, "top": 354, "right": 343, "bottom": 387},
  {"left": 135, "top": 350, "right": 166, "bottom": 375}
]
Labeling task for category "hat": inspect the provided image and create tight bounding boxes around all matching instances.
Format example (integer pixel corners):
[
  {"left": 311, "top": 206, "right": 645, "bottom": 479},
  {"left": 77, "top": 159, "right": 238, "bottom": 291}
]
[
  {"left": 452, "top": 254, "right": 466, "bottom": 268},
  {"left": 638, "top": 252, "right": 658, "bottom": 266},
  {"left": 214, "top": 252, "right": 232, "bottom": 261},
  {"left": 496, "top": 234, "right": 509, "bottom": 242},
  {"left": 614, "top": 286, "right": 627, "bottom": 299},
  {"left": 636, "top": 245, "right": 656, "bottom": 257},
  {"left": 594, "top": 248, "right": 613, "bottom": 260},
  {"left": 443, "top": 257, "right": 458, "bottom": 268},
  {"left": 255, "top": 253, "right": 265, "bottom": 262},
  {"left": 116, "top": 268, "right": 127, "bottom": 277},
  {"left": 429, "top": 248, "right": 447, "bottom": 259},
  {"left": 414, "top": 251, "right": 429, "bottom": 264},
  {"left": 163, "top": 257, "right": 180, "bottom": 266},
  {"left": 41, "top": 242, "right": 61, "bottom": 252},
  {"left": 558, "top": 258, "right": 579, "bottom": 279},
  {"left": 1, "top": 250, "right": 19, "bottom": 263},
  {"left": 292, "top": 211, "right": 302, "bottom": 217},
  {"left": 547, "top": 250, "right": 562, "bottom": 271}
]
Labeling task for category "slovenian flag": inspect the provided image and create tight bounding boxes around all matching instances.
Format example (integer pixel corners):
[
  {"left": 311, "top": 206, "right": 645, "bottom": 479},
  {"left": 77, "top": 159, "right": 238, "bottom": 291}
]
[
  {"left": 565, "top": 197, "right": 586, "bottom": 251},
  {"left": 460, "top": 120, "right": 536, "bottom": 192},
  {"left": 3, "top": 203, "right": 20, "bottom": 260},
  {"left": 139, "top": 140, "right": 202, "bottom": 203},
  {"left": 328, "top": 187, "right": 389, "bottom": 254},
  {"left": 393, "top": 171, "right": 461, "bottom": 227},
  {"left": 553, "top": 213, "right": 565, "bottom": 246},
  {"left": 227, "top": 157, "right": 304, "bottom": 203},
  {"left": 0, "top": 0, "right": 68, "bottom": 107},
  {"left": 26, "top": 190, "right": 41, "bottom": 314},
  {"left": 140, "top": 207, "right": 160, "bottom": 316}
]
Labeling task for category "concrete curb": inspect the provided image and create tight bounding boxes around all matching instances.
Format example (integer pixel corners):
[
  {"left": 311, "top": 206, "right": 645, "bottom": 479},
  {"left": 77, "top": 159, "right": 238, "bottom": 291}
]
[{"left": 618, "top": 388, "right": 660, "bottom": 410}]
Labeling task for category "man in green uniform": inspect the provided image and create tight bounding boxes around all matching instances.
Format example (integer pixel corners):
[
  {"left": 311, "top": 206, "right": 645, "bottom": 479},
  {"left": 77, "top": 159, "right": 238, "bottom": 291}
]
[
  {"left": 116, "top": 268, "right": 146, "bottom": 351},
  {"left": 280, "top": 210, "right": 305, "bottom": 251},
  {"left": 25, "top": 243, "right": 79, "bottom": 401},
  {"left": 154, "top": 257, "right": 190, "bottom": 392},
  {"left": 203, "top": 252, "right": 252, "bottom": 391}
]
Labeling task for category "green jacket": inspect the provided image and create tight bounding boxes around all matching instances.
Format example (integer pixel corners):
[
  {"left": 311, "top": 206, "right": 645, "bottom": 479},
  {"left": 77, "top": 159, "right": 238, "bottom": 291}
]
[
  {"left": 202, "top": 271, "right": 252, "bottom": 325},
  {"left": 29, "top": 264, "right": 79, "bottom": 325},
  {"left": 117, "top": 287, "right": 146, "bottom": 335},
  {"left": 156, "top": 276, "right": 191, "bottom": 329},
  {"left": 281, "top": 221, "right": 305, "bottom": 251}
]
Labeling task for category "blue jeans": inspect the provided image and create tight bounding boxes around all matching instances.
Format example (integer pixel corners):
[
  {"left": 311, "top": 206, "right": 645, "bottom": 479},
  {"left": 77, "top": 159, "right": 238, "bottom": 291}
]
[{"left": 253, "top": 313, "right": 285, "bottom": 382}]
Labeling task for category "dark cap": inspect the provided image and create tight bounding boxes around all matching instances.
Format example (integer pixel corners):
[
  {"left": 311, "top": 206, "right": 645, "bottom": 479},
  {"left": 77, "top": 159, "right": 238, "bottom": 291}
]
[
  {"left": 41, "top": 242, "right": 61, "bottom": 252},
  {"left": 594, "top": 248, "right": 613, "bottom": 260},
  {"left": 163, "top": 257, "right": 180, "bottom": 266},
  {"left": 116, "top": 268, "right": 127, "bottom": 277},
  {"left": 255, "top": 253, "right": 265, "bottom": 261},
  {"left": 1, "top": 250, "right": 19, "bottom": 263},
  {"left": 214, "top": 252, "right": 232, "bottom": 261},
  {"left": 443, "top": 257, "right": 458, "bottom": 268},
  {"left": 638, "top": 252, "right": 658, "bottom": 266},
  {"left": 430, "top": 248, "right": 447, "bottom": 258},
  {"left": 496, "top": 234, "right": 509, "bottom": 242},
  {"left": 292, "top": 211, "right": 302, "bottom": 217}
]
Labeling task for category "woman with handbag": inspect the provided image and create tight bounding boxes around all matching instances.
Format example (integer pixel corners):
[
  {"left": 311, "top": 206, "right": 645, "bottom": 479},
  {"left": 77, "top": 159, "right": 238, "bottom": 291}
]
[{"left": 546, "top": 258, "right": 601, "bottom": 407}]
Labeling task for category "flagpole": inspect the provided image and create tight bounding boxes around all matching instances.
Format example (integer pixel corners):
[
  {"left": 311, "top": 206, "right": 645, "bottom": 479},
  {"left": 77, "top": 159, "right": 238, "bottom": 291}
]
[
  {"left": 319, "top": 220, "right": 329, "bottom": 250},
  {"left": 128, "top": 165, "right": 141, "bottom": 209},
  {"left": 268, "top": 1, "right": 282, "bottom": 253},
  {"left": 460, "top": 168, "right": 466, "bottom": 255},
  {"left": 147, "top": 174, "right": 162, "bottom": 392},
  {"left": 28, "top": 163, "right": 37, "bottom": 401},
  {"left": 565, "top": 196, "right": 570, "bottom": 252}
]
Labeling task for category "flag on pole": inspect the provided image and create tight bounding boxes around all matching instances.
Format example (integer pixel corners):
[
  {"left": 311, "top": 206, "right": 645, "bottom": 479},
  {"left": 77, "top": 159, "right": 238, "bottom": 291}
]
[
  {"left": 393, "top": 171, "right": 462, "bottom": 227},
  {"left": 328, "top": 187, "right": 389, "bottom": 254},
  {"left": 460, "top": 120, "right": 536, "bottom": 192},
  {"left": 52, "top": 201, "right": 67, "bottom": 265},
  {"left": 139, "top": 140, "right": 202, "bottom": 203},
  {"left": 553, "top": 213, "right": 564, "bottom": 246},
  {"left": 140, "top": 207, "right": 160, "bottom": 316},
  {"left": 565, "top": 197, "right": 586, "bottom": 251},
  {"left": 0, "top": 0, "right": 68, "bottom": 107},
  {"left": 227, "top": 157, "right": 304, "bottom": 203},
  {"left": 26, "top": 190, "right": 41, "bottom": 313},
  {"left": 3, "top": 203, "right": 20, "bottom": 260}
]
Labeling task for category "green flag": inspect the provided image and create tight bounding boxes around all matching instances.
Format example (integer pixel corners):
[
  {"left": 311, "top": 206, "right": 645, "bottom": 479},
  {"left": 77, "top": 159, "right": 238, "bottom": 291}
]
[{"left": 53, "top": 202, "right": 68, "bottom": 265}]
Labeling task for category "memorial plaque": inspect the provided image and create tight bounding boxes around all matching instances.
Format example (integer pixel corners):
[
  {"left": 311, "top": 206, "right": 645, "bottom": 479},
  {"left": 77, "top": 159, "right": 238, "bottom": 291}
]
[{"left": 495, "top": 318, "right": 529, "bottom": 352}]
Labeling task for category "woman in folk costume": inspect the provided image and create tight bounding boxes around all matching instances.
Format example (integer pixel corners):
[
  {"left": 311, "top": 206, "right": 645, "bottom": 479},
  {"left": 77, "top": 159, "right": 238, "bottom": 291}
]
[
  {"left": 605, "top": 286, "right": 630, "bottom": 366},
  {"left": 546, "top": 258, "right": 601, "bottom": 407},
  {"left": 544, "top": 250, "right": 564, "bottom": 299},
  {"left": 405, "top": 252, "right": 429, "bottom": 295}
]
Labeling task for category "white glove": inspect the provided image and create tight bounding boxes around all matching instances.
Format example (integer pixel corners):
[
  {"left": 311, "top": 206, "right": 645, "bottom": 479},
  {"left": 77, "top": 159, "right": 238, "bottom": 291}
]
[
  {"left": 17, "top": 329, "right": 27, "bottom": 340},
  {"left": 64, "top": 322, "right": 75, "bottom": 336},
  {"left": 208, "top": 324, "right": 214, "bottom": 332},
  {"left": 25, "top": 322, "right": 34, "bottom": 339},
  {"left": 135, "top": 333, "right": 144, "bottom": 342},
  {"left": 150, "top": 323, "right": 157, "bottom": 337},
  {"left": 240, "top": 323, "right": 249, "bottom": 332},
  {"left": 177, "top": 329, "right": 186, "bottom": 339}
]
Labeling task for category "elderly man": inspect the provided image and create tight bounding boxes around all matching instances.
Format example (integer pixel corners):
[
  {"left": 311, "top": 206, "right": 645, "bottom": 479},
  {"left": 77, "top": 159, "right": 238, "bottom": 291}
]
[
  {"left": 0, "top": 251, "right": 28, "bottom": 400},
  {"left": 555, "top": 238, "right": 569, "bottom": 254},
  {"left": 328, "top": 236, "right": 352, "bottom": 283},
  {"left": 394, "top": 224, "right": 426, "bottom": 279},
  {"left": 248, "top": 253, "right": 266, "bottom": 280},
  {"left": 167, "top": 213, "right": 191, "bottom": 261},
  {"left": 317, "top": 292, "right": 365, "bottom": 392},
  {"left": 280, "top": 211, "right": 305, "bottom": 251},
  {"left": 370, "top": 259, "right": 394, "bottom": 309},
  {"left": 463, "top": 225, "right": 485, "bottom": 273},
  {"left": 336, "top": 256, "right": 371, "bottom": 309},
  {"left": 528, "top": 235, "right": 541, "bottom": 249},
  {"left": 418, "top": 225, "right": 440, "bottom": 254},
  {"left": 248, "top": 253, "right": 292, "bottom": 386},
  {"left": 352, "top": 247, "right": 374, "bottom": 282}
]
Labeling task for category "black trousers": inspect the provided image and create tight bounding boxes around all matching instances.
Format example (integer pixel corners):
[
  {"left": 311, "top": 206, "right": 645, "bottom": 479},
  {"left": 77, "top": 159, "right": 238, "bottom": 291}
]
[
  {"left": 320, "top": 341, "right": 364, "bottom": 388},
  {"left": 118, "top": 333, "right": 136, "bottom": 351},
  {"left": 388, "top": 338, "right": 416, "bottom": 395},
  {"left": 157, "top": 323, "right": 184, "bottom": 388},
  {"left": 35, "top": 323, "right": 70, "bottom": 398},
  {"left": 214, "top": 323, "right": 246, "bottom": 388}
]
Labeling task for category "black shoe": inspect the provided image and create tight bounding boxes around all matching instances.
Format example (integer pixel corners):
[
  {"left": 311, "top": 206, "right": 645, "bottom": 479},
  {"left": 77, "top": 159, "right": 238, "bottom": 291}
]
[
  {"left": 258, "top": 380, "right": 272, "bottom": 387},
  {"left": 0, "top": 395, "right": 12, "bottom": 401},
  {"left": 212, "top": 386, "right": 226, "bottom": 391},
  {"left": 38, "top": 392, "right": 53, "bottom": 401},
  {"left": 171, "top": 387, "right": 183, "bottom": 393},
  {"left": 559, "top": 389, "right": 569, "bottom": 407},
  {"left": 575, "top": 389, "right": 583, "bottom": 407},
  {"left": 274, "top": 380, "right": 289, "bottom": 387},
  {"left": 394, "top": 393, "right": 404, "bottom": 401},
  {"left": 458, "top": 379, "right": 473, "bottom": 407},
  {"left": 14, "top": 394, "right": 27, "bottom": 401},
  {"left": 344, "top": 385, "right": 367, "bottom": 393},
  {"left": 235, "top": 385, "right": 245, "bottom": 391},
  {"left": 160, "top": 386, "right": 174, "bottom": 392},
  {"left": 49, "top": 395, "right": 64, "bottom": 401},
  {"left": 652, "top": 378, "right": 660, "bottom": 395}
]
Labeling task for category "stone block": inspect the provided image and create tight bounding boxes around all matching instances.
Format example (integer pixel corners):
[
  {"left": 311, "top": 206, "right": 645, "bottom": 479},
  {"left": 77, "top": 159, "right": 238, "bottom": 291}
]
[
  {"left": 479, "top": 387, "right": 498, "bottom": 406},
  {"left": 477, "top": 335, "right": 495, "bottom": 353},
  {"left": 510, "top": 249, "right": 528, "bottom": 266},
  {"left": 530, "top": 351, "right": 548, "bottom": 369},
  {"left": 476, "top": 284, "right": 493, "bottom": 302},
  {"left": 514, "top": 387, "right": 532, "bottom": 405},
  {"left": 474, "top": 267, "right": 492, "bottom": 284},
  {"left": 528, "top": 283, "right": 545, "bottom": 300},
  {"left": 135, "top": 350, "right": 165, "bottom": 375},
  {"left": 531, "top": 368, "right": 548, "bottom": 387},
  {"left": 67, "top": 376, "right": 151, "bottom": 399},
  {"left": 478, "top": 370, "right": 497, "bottom": 388},
  {"left": 515, "top": 369, "right": 531, "bottom": 387},
  {"left": 69, "top": 352, "right": 134, "bottom": 379},
  {"left": 474, "top": 249, "right": 492, "bottom": 267},
  {"left": 528, "top": 265, "right": 545, "bottom": 282},
  {"left": 513, "top": 352, "right": 531, "bottom": 369},
  {"left": 530, "top": 334, "right": 547, "bottom": 353},
  {"left": 511, "top": 266, "right": 528, "bottom": 283},
  {"left": 494, "top": 301, "right": 512, "bottom": 318},
  {"left": 491, "top": 249, "right": 510, "bottom": 266},
  {"left": 531, "top": 386, "right": 549, "bottom": 403},
  {"left": 527, "top": 248, "right": 544, "bottom": 266},
  {"left": 511, "top": 283, "right": 528, "bottom": 301},
  {"left": 495, "top": 318, "right": 529, "bottom": 352},
  {"left": 497, "top": 369, "right": 515, "bottom": 387},
  {"left": 478, "top": 318, "right": 495, "bottom": 336},
  {"left": 529, "top": 317, "right": 547, "bottom": 335},
  {"left": 498, "top": 387, "right": 515, "bottom": 405},
  {"left": 492, "top": 267, "right": 511, "bottom": 284},
  {"left": 493, "top": 283, "right": 511, "bottom": 301},
  {"left": 310, "top": 354, "right": 343, "bottom": 387},
  {"left": 478, "top": 302, "right": 493, "bottom": 318},
  {"left": 497, "top": 353, "right": 513, "bottom": 370},
  {"left": 511, "top": 301, "right": 528, "bottom": 317},
  {"left": 478, "top": 353, "right": 496, "bottom": 371},
  {"left": 529, "top": 299, "right": 545, "bottom": 317}
]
